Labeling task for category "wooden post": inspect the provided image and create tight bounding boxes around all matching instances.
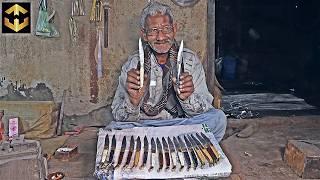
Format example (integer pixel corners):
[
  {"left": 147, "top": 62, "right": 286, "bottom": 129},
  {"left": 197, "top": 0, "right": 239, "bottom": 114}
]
[{"left": 207, "top": 0, "right": 216, "bottom": 94}]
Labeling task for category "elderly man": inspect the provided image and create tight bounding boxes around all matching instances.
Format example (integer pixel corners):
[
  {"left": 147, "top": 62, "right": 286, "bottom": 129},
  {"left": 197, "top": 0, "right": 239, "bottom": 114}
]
[{"left": 109, "top": 1, "right": 226, "bottom": 142}]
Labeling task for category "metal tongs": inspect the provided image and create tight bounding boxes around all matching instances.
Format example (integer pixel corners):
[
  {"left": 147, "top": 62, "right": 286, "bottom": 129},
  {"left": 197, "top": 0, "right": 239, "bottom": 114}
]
[{"left": 176, "top": 40, "right": 184, "bottom": 94}]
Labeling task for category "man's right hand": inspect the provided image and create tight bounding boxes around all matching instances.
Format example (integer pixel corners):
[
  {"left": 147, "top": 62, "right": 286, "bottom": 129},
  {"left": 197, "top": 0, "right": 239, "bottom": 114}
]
[{"left": 126, "top": 68, "right": 148, "bottom": 107}]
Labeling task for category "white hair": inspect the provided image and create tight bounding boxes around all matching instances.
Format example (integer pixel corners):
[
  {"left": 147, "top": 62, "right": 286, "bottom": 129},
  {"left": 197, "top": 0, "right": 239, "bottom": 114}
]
[{"left": 140, "top": 1, "right": 174, "bottom": 29}]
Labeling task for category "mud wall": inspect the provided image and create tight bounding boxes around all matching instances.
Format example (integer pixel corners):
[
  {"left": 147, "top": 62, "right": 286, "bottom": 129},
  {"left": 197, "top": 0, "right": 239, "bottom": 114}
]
[{"left": 0, "top": 0, "right": 209, "bottom": 115}]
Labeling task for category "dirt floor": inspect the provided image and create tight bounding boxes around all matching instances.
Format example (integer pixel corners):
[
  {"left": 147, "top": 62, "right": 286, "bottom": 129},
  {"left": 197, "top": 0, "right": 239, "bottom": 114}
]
[{"left": 47, "top": 115, "right": 320, "bottom": 180}]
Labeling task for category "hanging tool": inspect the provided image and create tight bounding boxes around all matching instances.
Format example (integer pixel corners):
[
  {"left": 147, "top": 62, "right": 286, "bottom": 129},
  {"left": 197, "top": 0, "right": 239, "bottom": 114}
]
[
  {"left": 68, "top": 17, "right": 78, "bottom": 45},
  {"left": 95, "top": 29, "right": 103, "bottom": 78},
  {"left": 90, "top": 0, "right": 103, "bottom": 22},
  {"left": 103, "top": 2, "right": 110, "bottom": 48},
  {"left": 56, "top": 90, "right": 66, "bottom": 136},
  {"left": 71, "top": 0, "right": 85, "bottom": 16}
]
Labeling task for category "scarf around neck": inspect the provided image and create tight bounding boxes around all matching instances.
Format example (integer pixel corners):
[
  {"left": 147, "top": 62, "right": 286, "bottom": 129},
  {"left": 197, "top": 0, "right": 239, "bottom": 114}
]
[{"left": 138, "top": 40, "right": 185, "bottom": 117}]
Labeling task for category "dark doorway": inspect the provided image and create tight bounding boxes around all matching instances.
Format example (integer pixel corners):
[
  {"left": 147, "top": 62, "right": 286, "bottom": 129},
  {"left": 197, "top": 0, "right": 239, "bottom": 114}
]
[{"left": 215, "top": 0, "right": 320, "bottom": 107}]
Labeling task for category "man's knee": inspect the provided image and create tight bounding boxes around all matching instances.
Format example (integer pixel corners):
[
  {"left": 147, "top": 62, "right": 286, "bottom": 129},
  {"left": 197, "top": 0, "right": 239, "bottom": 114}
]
[
  {"left": 205, "top": 109, "right": 227, "bottom": 141},
  {"left": 217, "top": 109, "right": 227, "bottom": 129},
  {"left": 206, "top": 109, "right": 227, "bottom": 128}
]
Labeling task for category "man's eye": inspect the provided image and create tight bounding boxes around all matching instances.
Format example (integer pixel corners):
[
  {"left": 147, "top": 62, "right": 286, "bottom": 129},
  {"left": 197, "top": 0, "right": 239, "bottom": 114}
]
[
  {"left": 151, "top": 28, "right": 158, "bottom": 33},
  {"left": 163, "top": 26, "right": 172, "bottom": 33}
]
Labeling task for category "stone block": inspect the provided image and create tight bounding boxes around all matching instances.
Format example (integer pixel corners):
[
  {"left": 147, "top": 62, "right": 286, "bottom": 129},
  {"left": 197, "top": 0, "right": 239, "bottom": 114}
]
[{"left": 284, "top": 140, "right": 320, "bottom": 179}]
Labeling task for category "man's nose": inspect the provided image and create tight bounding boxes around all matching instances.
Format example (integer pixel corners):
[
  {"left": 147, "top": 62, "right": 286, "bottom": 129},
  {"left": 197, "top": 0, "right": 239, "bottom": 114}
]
[{"left": 156, "top": 30, "right": 167, "bottom": 41}]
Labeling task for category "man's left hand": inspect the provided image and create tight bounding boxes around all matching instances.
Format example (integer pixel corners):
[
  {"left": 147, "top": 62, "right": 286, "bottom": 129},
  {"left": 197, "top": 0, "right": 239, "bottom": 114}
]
[{"left": 176, "top": 72, "right": 194, "bottom": 100}]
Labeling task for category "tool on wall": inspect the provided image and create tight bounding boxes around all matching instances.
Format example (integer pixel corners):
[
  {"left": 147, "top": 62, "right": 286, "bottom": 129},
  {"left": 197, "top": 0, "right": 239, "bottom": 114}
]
[
  {"left": 95, "top": 28, "right": 103, "bottom": 78},
  {"left": 36, "top": 0, "right": 60, "bottom": 37},
  {"left": 90, "top": 0, "right": 103, "bottom": 22},
  {"left": 71, "top": 0, "right": 85, "bottom": 16},
  {"left": 103, "top": 2, "right": 110, "bottom": 48},
  {"left": 56, "top": 90, "right": 66, "bottom": 136},
  {"left": 69, "top": 17, "right": 79, "bottom": 45}
]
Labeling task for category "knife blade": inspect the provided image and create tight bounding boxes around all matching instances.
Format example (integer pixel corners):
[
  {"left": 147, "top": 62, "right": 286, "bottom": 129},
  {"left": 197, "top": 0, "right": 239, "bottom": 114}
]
[
  {"left": 156, "top": 138, "right": 163, "bottom": 171},
  {"left": 162, "top": 137, "right": 170, "bottom": 170},
  {"left": 139, "top": 38, "right": 144, "bottom": 89},
  {"left": 107, "top": 135, "right": 116, "bottom": 164},
  {"left": 173, "top": 136, "right": 185, "bottom": 170},
  {"left": 101, "top": 134, "right": 109, "bottom": 163},
  {"left": 133, "top": 136, "right": 141, "bottom": 168},
  {"left": 190, "top": 134, "right": 214, "bottom": 166},
  {"left": 140, "top": 136, "right": 149, "bottom": 169},
  {"left": 149, "top": 138, "right": 156, "bottom": 171},
  {"left": 115, "top": 136, "right": 126, "bottom": 168},
  {"left": 167, "top": 137, "right": 177, "bottom": 170},
  {"left": 177, "top": 136, "right": 191, "bottom": 171},
  {"left": 124, "top": 136, "right": 135, "bottom": 168},
  {"left": 199, "top": 132, "right": 221, "bottom": 162},
  {"left": 184, "top": 135, "right": 199, "bottom": 169},
  {"left": 176, "top": 40, "right": 184, "bottom": 94},
  {"left": 187, "top": 134, "right": 207, "bottom": 168}
]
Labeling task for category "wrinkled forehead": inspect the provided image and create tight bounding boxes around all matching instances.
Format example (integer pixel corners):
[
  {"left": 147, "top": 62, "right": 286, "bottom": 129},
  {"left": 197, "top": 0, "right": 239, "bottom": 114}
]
[{"left": 145, "top": 14, "right": 172, "bottom": 28}]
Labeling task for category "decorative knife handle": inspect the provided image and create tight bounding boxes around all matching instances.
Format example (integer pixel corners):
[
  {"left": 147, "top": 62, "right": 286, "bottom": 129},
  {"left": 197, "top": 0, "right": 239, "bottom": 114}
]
[
  {"left": 177, "top": 151, "right": 185, "bottom": 171},
  {"left": 170, "top": 151, "right": 177, "bottom": 170}
]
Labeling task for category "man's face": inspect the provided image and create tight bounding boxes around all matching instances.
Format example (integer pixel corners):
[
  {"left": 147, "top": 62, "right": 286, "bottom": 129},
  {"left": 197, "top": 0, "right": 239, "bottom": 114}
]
[{"left": 142, "top": 14, "right": 177, "bottom": 54}]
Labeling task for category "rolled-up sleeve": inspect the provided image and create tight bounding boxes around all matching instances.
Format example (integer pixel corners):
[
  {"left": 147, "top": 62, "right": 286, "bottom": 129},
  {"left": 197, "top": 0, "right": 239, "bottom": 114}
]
[{"left": 111, "top": 55, "right": 141, "bottom": 121}]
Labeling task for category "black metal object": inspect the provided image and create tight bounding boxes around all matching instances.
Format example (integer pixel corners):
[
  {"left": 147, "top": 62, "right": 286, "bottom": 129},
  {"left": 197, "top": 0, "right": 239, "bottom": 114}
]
[{"left": 171, "top": 0, "right": 199, "bottom": 7}]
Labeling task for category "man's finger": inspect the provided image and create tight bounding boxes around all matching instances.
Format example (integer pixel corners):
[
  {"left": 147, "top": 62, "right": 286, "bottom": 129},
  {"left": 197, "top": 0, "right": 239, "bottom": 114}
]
[
  {"left": 127, "top": 88, "right": 137, "bottom": 95},
  {"left": 179, "top": 72, "right": 190, "bottom": 79},
  {"left": 179, "top": 86, "right": 194, "bottom": 93},
  {"left": 127, "top": 75, "right": 140, "bottom": 85},
  {"left": 179, "top": 80, "right": 193, "bottom": 89},
  {"left": 127, "top": 82, "right": 140, "bottom": 90},
  {"left": 180, "top": 74, "right": 192, "bottom": 83},
  {"left": 172, "top": 77, "right": 177, "bottom": 84},
  {"left": 128, "top": 70, "right": 140, "bottom": 79}
]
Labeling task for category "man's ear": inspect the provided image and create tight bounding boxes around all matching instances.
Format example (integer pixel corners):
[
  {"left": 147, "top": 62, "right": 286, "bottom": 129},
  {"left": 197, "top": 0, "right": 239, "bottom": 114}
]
[
  {"left": 140, "top": 29, "right": 147, "bottom": 41},
  {"left": 173, "top": 23, "right": 177, "bottom": 36}
]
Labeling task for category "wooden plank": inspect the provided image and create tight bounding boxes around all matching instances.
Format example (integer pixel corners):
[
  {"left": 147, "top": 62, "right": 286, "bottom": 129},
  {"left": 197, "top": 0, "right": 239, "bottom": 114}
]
[{"left": 284, "top": 140, "right": 320, "bottom": 179}]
